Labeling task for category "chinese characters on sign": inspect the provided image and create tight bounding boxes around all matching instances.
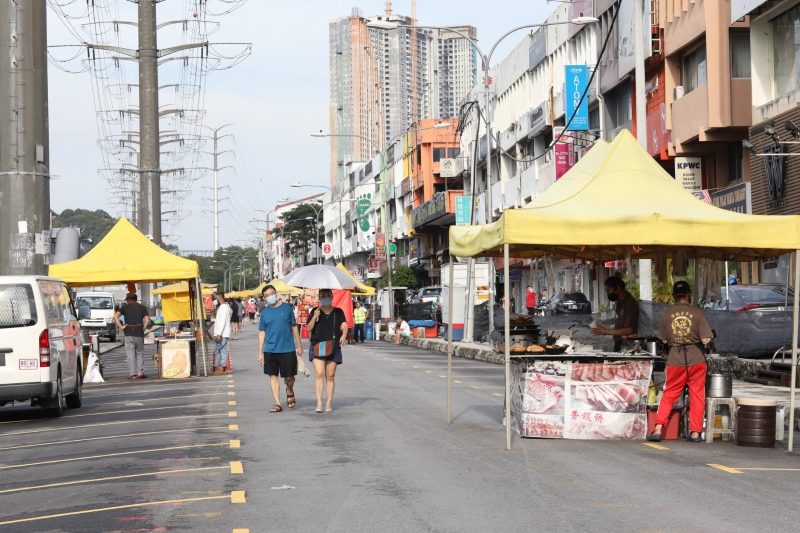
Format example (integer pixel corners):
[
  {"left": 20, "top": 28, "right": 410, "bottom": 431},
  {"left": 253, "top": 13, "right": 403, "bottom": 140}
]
[{"left": 375, "top": 233, "right": 386, "bottom": 261}]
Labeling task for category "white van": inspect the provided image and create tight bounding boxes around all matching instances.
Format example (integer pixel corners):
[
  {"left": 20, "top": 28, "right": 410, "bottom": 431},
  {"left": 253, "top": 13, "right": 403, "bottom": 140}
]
[
  {"left": 75, "top": 291, "right": 118, "bottom": 342},
  {"left": 0, "top": 276, "right": 84, "bottom": 416}
]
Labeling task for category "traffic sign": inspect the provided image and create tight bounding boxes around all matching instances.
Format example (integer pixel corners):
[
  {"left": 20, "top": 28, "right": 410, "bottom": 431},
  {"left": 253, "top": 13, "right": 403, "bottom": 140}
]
[{"left": 322, "top": 243, "right": 332, "bottom": 256}]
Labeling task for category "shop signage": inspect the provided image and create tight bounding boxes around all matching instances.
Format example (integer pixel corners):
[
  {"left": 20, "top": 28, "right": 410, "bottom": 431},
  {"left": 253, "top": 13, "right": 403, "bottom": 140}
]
[
  {"left": 440, "top": 157, "right": 464, "bottom": 178},
  {"left": 565, "top": 65, "right": 589, "bottom": 131},
  {"left": 646, "top": 102, "right": 670, "bottom": 157},
  {"left": 529, "top": 101, "right": 549, "bottom": 135},
  {"left": 353, "top": 266, "right": 364, "bottom": 281},
  {"left": 455, "top": 195, "right": 471, "bottom": 225},
  {"left": 409, "top": 238, "right": 420, "bottom": 266},
  {"left": 375, "top": 233, "right": 386, "bottom": 261},
  {"left": 401, "top": 177, "right": 411, "bottom": 196},
  {"left": 528, "top": 29, "right": 546, "bottom": 70},
  {"left": 554, "top": 131, "right": 574, "bottom": 180},
  {"left": 368, "top": 254, "right": 378, "bottom": 271},
  {"left": 509, "top": 270, "right": 521, "bottom": 282},
  {"left": 674, "top": 157, "right": 702, "bottom": 192},
  {"left": 764, "top": 143, "right": 786, "bottom": 199},
  {"left": 711, "top": 182, "right": 752, "bottom": 214},
  {"left": 568, "top": 0, "right": 593, "bottom": 37},
  {"left": 411, "top": 192, "right": 447, "bottom": 228},
  {"left": 161, "top": 340, "right": 191, "bottom": 379}
]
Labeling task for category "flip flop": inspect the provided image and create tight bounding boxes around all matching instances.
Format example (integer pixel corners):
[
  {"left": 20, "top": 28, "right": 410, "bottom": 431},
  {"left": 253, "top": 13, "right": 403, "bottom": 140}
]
[
  {"left": 270, "top": 405, "right": 282, "bottom": 413},
  {"left": 646, "top": 432, "right": 662, "bottom": 442},
  {"left": 287, "top": 392, "right": 296, "bottom": 409}
]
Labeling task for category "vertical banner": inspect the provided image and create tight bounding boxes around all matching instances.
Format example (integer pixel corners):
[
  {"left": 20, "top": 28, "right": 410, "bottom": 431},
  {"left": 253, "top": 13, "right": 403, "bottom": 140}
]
[
  {"left": 565, "top": 65, "right": 589, "bottom": 131},
  {"left": 375, "top": 233, "right": 386, "bottom": 261},
  {"left": 455, "top": 195, "right": 471, "bottom": 225},
  {"left": 554, "top": 133, "right": 574, "bottom": 180}
]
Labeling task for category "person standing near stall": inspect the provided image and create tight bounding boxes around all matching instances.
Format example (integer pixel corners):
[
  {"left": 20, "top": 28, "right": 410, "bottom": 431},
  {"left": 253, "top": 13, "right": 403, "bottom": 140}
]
[
  {"left": 114, "top": 293, "right": 150, "bottom": 380},
  {"left": 648, "top": 281, "right": 712, "bottom": 443},
  {"left": 590, "top": 276, "right": 639, "bottom": 352},
  {"left": 307, "top": 289, "right": 348, "bottom": 413},
  {"left": 212, "top": 293, "right": 232, "bottom": 375},
  {"left": 526, "top": 285, "right": 537, "bottom": 315}
]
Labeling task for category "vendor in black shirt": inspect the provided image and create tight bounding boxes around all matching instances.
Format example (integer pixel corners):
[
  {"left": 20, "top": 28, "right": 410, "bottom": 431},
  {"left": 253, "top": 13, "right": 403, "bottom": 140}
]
[{"left": 306, "top": 289, "right": 349, "bottom": 412}]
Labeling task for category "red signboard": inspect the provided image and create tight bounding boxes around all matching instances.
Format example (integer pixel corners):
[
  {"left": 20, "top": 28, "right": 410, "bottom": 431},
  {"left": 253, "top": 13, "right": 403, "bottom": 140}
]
[
  {"left": 646, "top": 102, "right": 671, "bottom": 157},
  {"left": 369, "top": 255, "right": 378, "bottom": 271},
  {"left": 375, "top": 233, "right": 386, "bottom": 261},
  {"left": 555, "top": 141, "right": 574, "bottom": 180}
]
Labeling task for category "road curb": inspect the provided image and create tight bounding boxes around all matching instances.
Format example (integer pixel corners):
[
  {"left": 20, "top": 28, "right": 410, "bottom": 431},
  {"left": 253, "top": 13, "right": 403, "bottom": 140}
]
[{"left": 377, "top": 333, "right": 503, "bottom": 365}]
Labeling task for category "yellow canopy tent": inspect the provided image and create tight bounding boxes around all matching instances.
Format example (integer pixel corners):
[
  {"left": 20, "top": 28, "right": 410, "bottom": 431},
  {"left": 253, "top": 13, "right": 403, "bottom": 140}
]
[
  {"left": 267, "top": 278, "right": 303, "bottom": 297},
  {"left": 49, "top": 218, "right": 209, "bottom": 376},
  {"left": 151, "top": 282, "right": 216, "bottom": 322},
  {"left": 336, "top": 263, "right": 375, "bottom": 296},
  {"left": 448, "top": 130, "right": 800, "bottom": 450}
]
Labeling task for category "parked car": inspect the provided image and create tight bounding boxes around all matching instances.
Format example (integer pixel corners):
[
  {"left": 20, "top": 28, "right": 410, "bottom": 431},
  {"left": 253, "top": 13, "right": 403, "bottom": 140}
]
[
  {"left": 75, "top": 291, "right": 119, "bottom": 342},
  {"left": 546, "top": 292, "right": 592, "bottom": 315},
  {"left": 413, "top": 287, "right": 442, "bottom": 304},
  {"left": 705, "top": 284, "right": 794, "bottom": 312},
  {"left": 0, "top": 276, "right": 84, "bottom": 416}
]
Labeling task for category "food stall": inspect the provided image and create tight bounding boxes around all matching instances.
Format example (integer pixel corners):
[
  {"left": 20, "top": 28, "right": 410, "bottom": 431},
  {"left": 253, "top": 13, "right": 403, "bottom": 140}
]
[
  {"left": 48, "top": 218, "right": 209, "bottom": 377},
  {"left": 448, "top": 130, "right": 800, "bottom": 450}
]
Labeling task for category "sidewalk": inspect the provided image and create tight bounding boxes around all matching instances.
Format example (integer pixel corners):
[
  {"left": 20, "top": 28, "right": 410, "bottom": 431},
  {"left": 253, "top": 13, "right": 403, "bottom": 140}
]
[{"left": 379, "top": 333, "right": 798, "bottom": 415}]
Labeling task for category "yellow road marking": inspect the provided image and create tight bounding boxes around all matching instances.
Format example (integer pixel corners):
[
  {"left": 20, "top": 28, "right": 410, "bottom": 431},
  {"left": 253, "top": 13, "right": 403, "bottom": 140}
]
[
  {"left": 0, "top": 443, "right": 229, "bottom": 470},
  {"left": 229, "top": 411, "right": 237, "bottom": 417},
  {"left": 401, "top": 362, "right": 407, "bottom": 365},
  {"left": 230, "top": 461, "right": 244, "bottom": 474},
  {"left": 0, "top": 404, "right": 232, "bottom": 425},
  {"left": 439, "top": 375, "right": 446, "bottom": 378},
  {"left": 229, "top": 439, "right": 241, "bottom": 448},
  {"left": 229, "top": 424, "right": 238, "bottom": 430},
  {"left": 492, "top": 393, "right": 503, "bottom": 397},
  {"left": 231, "top": 490, "right": 246, "bottom": 503},
  {"left": 453, "top": 380, "right": 462, "bottom": 383},
  {"left": 471, "top": 386, "right": 482, "bottom": 390},
  {"left": 233, "top": 529, "right": 250, "bottom": 533},
  {"left": 228, "top": 385, "right": 235, "bottom": 388},
  {"left": 0, "top": 465, "right": 235, "bottom": 495},
  {"left": 643, "top": 443, "right": 669, "bottom": 451},
  {"left": 0, "top": 493, "right": 238, "bottom": 526},
  {"left": 708, "top": 464, "right": 743, "bottom": 474},
  {"left": 593, "top": 504, "right": 640, "bottom": 509},
  {"left": 0, "top": 426, "right": 232, "bottom": 451},
  {"left": 228, "top": 391, "right": 235, "bottom": 396},
  {"left": 228, "top": 401, "right": 237, "bottom": 406},
  {"left": 737, "top": 468, "right": 800, "bottom": 471},
  {"left": 412, "top": 366, "right": 420, "bottom": 369},
  {"left": 0, "top": 414, "right": 230, "bottom": 438},
  {"left": 425, "top": 370, "right": 432, "bottom": 373}
]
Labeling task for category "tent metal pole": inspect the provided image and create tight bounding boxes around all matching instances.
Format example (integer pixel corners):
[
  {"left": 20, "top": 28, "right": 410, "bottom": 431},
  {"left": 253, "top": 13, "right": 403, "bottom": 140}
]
[
  {"left": 504, "top": 244, "right": 512, "bottom": 451},
  {"left": 447, "top": 260, "right": 455, "bottom": 425},
  {"left": 789, "top": 251, "right": 799, "bottom": 452},
  {"left": 196, "top": 277, "right": 208, "bottom": 378}
]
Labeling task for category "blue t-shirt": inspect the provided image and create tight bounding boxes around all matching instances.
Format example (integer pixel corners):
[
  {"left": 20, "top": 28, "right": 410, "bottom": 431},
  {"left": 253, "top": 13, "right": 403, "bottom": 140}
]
[{"left": 258, "top": 302, "right": 297, "bottom": 353}]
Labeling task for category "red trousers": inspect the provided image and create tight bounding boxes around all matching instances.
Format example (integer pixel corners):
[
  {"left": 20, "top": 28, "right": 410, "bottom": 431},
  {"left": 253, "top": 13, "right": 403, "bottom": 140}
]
[{"left": 655, "top": 362, "right": 707, "bottom": 433}]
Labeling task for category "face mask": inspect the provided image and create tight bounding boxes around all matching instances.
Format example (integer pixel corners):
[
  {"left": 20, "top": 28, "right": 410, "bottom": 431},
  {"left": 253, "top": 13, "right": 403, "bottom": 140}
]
[
  {"left": 607, "top": 292, "right": 619, "bottom": 302},
  {"left": 320, "top": 297, "right": 333, "bottom": 306},
  {"left": 266, "top": 295, "right": 277, "bottom": 305}
]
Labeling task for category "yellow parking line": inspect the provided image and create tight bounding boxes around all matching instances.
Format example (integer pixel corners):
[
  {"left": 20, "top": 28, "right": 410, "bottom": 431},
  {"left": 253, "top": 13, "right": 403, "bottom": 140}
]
[
  {"left": 230, "top": 461, "right": 244, "bottom": 474},
  {"left": 229, "top": 401, "right": 237, "bottom": 406},
  {"left": 231, "top": 490, "right": 246, "bottom": 503},
  {"left": 0, "top": 414, "right": 230, "bottom": 438},
  {"left": 84, "top": 392, "right": 228, "bottom": 406},
  {"left": 708, "top": 464, "right": 743, "bottom": 474},
  {"left": 470, "top": 386, "right": 481, "bottom": 390},
  {"left": 229, "top": 385, "right": 235, "bottom": 388},
  {"left": 0, "top": 426, "right": 232, "bottom": 451},
  {"left": 412, "top": 366, "right": 420, "bottom": 369},
  {"left": 0, "top": 404, "right": 231, "bottom": 425},
  {"left": 228, "top": 392, "right": 235, "bottom": 396},
  {"left": 229, "top": 424, "right": 239, "bottom": 430},
  {"left": 233, "top": 529, "right": 250, "bottom": 533},
  {"left": 643, "top": 443, "right": 669, "bottom": 451},
  {"left": 229, "top": 439, "right": 241, "bottom": 448},
  {"left": 229, "top": 411, "right": 237, "bottom": 417},
  {"left": 492, "top": 393, "right": 503, "bottom": 397},
  {"left": 425, "top": 370, "right": 432, "bottom": 373},
  {"left": 453, "top": 380, "right": 462, "bottom": 383},
  {"left": 0, "top": 442, "right": 234, "bottom": 470},
  {"left": 0, "top": 464, "right": 237, "bottom": 494},
  {"left": 0, "top": 493, "right": 239, "bottom": 526}
]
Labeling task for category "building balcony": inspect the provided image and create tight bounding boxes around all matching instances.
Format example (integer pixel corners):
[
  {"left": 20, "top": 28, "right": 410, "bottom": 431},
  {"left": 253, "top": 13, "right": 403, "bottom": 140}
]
[{"left": 671, "top": 85, "right": 708, "bottom": 147}]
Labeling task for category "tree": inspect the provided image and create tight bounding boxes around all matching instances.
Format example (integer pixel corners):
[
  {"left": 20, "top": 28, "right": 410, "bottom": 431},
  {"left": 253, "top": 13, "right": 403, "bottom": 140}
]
[
  {"left": 278, "top": 201, "right": 322, "bottom": 266},
  {"left": 379, "top": 265, "right": 420, "bottom": 289},
  {"left": 52, "top": 209, "right": 117, "bottom": 252},
  {"left": 192, "top": 245, "right": 260, "bottom": 292}
]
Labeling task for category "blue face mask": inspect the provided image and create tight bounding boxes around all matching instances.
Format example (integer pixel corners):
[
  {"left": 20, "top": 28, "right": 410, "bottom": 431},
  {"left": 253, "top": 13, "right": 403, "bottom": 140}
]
[
  {"left": 266, "top": 295, "right": 278, "bottom": 305},
  {"left": 320, "top": 297, "right": 333, "bottom": 306}
]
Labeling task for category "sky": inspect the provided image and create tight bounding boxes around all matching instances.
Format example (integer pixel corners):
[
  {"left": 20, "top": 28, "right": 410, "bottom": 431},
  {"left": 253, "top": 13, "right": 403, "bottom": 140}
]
[{"left": 46, "top": 0, "right": 553, "bottom": 251}]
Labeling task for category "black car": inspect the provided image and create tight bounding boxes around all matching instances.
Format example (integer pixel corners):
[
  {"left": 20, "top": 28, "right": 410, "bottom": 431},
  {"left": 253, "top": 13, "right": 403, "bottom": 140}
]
[
  {"left": 706, "top": 284, "right": 793, "bottom": 313},
  {"left": 546, "top": 292, "right": 592, "bottom": 315}
]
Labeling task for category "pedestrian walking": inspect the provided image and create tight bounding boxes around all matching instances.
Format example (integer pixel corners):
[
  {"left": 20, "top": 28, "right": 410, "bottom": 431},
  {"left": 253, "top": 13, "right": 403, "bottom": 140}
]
[
  {"left": 247, "top": 299, "right": 257, "bottom": 324},
  {"left": 307, "top": 289, "right": 348, "bottom": 412},
  {"left": 229, "top": 298, "right": 240, "bottom": 340},
  {"left": 648, "top": 281, "right": 712, "bottom": 443},
  {"left": 212, "top": 293, "right": 232, "bottom": 375},
  {"left": 114, "top": 293, "right": 150, "bottom": 380},
  {"left": 258, "top": 285, "right": 304, "bottom": 412},
  {"left": 353, "top": 301, "right": 368, "bottom": 343},
  {"left": 526, "top": 285, "right": 537, "bottom": 315}
]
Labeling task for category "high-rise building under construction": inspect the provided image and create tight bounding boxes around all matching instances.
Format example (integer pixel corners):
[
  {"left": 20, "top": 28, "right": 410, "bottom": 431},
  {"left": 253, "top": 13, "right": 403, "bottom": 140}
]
[{"left": 328, "top": 8, "right": 476, "bottom": 185}]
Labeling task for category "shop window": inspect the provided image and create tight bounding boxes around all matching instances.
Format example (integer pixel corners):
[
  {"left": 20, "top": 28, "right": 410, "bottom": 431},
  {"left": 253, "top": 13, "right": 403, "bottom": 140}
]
[
  {"left": 772, "top": 5, "right": 800, "bottom": 98},
  {"left": 681, "top": 44, "right": 707, "bottom": 94},
  {"left": 589, "top": 106, "right": 600, "bottom": 132},
  {"left": 728, "top": 141, "right": 744, "bottom": 184},
  {"left": 447, "top": 148, "right": 460, "bottom": 158},
  {"left": 615, "top": 83, "right": 632, "bottom": 127},
  {"left": 730, "top": 32, "right": 751, "bottom": 79},
  {"left": 433, "top": 148, "right": 446, "bottom": 162}
]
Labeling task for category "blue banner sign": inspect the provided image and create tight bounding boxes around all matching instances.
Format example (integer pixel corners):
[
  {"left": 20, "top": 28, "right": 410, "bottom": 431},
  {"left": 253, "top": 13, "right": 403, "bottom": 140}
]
[
  {"left": 455, "top": 196, "right": 471, "bottom": 225},
  {"left": 565, "top": 65, "right": 589, "bottom": 131}
]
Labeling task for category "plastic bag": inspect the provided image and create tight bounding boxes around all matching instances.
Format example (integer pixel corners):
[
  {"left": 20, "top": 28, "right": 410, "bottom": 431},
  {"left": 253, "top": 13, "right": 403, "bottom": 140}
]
[{"left": 84, "top": 352, "right": 104, "bottom": 383}]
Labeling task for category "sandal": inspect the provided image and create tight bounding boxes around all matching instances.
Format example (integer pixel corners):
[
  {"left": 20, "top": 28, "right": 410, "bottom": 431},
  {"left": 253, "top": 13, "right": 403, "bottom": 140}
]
[
  {"left": 287, "top": 391, "right": 296, "bottom": 409},
  {"left": 270, "top": 405, "right": 283, "bottom": 413},
  {"left": 315, "top": 407, "right": 323, "bottom": 413}
]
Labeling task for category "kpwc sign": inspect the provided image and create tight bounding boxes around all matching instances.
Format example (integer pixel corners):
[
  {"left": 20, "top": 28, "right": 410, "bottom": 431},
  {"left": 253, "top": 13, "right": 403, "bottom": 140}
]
[{"left": 565, "top": 65, "right": 589, "bottom": 131}]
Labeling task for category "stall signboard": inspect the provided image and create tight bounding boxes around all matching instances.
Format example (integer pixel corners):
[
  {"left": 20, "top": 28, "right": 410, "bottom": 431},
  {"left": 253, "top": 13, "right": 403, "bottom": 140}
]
[
  {"left": 410, "top": 192, "right": 447, "bottom": 228},
  {"left": 511, "top": 360, "right": 652, "bottom": 439},
  {"left": 555, "top": 141, "right": 574, "bottom": 180},
  {"left": 161, "top": 340, "right": 191, "bottom": 379},
  {"left": 565, "top": 65, "right": 589, "bottom": 131},
  {"left": 455, "top": 195, "right": 471, "bottom": 225},
  {"left": 712, "top": 182, "right": 752, "bottom": 214},
  {"left": 675, "top": 157, "right": 702, "bottom": 192},
  {"left": 440, "top": 158, "right": 464, "bottom": 178},
  {"left": 375, "top": 233, "right": 386, "bottom": 261}
]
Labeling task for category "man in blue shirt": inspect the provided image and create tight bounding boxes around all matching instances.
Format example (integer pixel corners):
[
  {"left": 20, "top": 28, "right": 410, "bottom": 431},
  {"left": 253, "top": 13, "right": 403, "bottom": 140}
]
[{"left": 258, "top": 285, "right": 303, "bottom": 412}]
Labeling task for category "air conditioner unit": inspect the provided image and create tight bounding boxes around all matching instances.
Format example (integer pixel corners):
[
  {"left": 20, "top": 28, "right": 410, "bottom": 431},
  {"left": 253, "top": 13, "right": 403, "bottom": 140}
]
[{"left": 674, "top": 86, "right": 684, "bottom": 100}]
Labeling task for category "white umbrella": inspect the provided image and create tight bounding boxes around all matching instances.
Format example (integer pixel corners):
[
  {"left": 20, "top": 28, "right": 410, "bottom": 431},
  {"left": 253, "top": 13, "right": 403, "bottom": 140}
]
[{"left": 282, "top": 264, "right": 358, "bottom": 290}]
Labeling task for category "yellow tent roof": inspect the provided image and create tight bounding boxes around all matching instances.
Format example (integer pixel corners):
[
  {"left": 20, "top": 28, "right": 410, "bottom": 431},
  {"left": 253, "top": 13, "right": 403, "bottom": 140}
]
[
  {"left": 336, "top": 263, "right": 375, "bottom": 296},
  {"left": 151, "top": 282, "right": 217, "bottom": 296},
  {"left": 49, "top": 218, "right": 199, "bottom": 286},
  {"left": 449, "top": 130, "right": 800, "bottom": 261},
  {"left": 267, "top": 278, "right": 303, "bottom": 296}
]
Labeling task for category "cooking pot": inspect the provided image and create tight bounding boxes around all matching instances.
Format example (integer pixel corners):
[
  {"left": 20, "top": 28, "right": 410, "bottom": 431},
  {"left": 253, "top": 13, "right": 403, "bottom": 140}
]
[
  {"left": 706, "top": 372, "right": 733, "bottom": 398},
  {"left": 645, "top": 340, "right": 663, "bottom": 357}
]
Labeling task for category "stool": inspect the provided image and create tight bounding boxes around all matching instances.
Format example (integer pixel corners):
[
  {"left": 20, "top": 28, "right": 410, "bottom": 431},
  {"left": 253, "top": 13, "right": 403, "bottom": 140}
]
[{"left": 705, "top": 397, "right": 736, "bottom": 443}]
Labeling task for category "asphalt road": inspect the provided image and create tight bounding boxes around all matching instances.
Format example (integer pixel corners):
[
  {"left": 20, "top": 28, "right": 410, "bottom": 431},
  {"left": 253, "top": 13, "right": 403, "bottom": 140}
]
[{"left": 2, "top": 321, "right": 799, "bottom": 532}]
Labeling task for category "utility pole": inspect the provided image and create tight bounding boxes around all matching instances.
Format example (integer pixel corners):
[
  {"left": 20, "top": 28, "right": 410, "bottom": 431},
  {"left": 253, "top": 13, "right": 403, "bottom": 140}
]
[
  {"left": 199, "top": 125, "right": 234, "bottom": 251},
  {"left": 138, "top": 0, "right": 160, "bottom": 244},
  {"left": 0, "top": 1, "right": 51, "bottom": 275},
  {"left": 633, "top": 0, "right": 652, "bottom": 301},
  {"left": 483, "top": 58, "right": 496, "bottom": 337}
]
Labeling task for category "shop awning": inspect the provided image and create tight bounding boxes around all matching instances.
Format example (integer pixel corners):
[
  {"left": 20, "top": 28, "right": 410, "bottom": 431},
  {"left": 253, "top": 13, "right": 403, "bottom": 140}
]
[
  {"left": 449, "top": 130, "right": 800, "bottom": 262},
  {"left": 49, "top": 218, "right": 199, "bottom": 286},
  {"left": 336, "top": 263, "right": 375, "bottom": 296}
]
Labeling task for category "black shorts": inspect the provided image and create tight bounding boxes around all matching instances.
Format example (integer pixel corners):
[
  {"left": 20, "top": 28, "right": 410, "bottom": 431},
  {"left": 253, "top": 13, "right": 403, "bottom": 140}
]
[
  {"left": 248, "top": 312, "right": 255, "bottom": 319},
  {"left": 264, "top": 351, "right": 297, "bottom": 378}
]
